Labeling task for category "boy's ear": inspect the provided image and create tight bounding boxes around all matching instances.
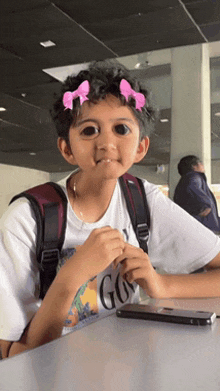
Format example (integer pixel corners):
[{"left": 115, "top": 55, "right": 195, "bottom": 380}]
[
  {"left": 57, "top": 137, "right": 77, "bottom": 165},
  {"left": 134, "top": 137, "right": 150, "bottom": 163}
]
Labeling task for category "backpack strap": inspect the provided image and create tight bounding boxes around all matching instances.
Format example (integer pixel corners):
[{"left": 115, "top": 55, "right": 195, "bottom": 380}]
[
  {"left": 10, "top": 182, "right": 67, "bottom": 299},
  {"left": 119, "top": 173, "right": 150, "bottom": 253}
]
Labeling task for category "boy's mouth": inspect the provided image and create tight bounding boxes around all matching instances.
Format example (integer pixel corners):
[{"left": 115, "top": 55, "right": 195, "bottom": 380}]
[{"left": 97, "top": 158, "right": 116, "bottom": 164}]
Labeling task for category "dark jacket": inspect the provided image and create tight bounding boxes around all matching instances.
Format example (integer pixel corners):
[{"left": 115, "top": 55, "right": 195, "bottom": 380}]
[{"left": 174, "top": 171, "right": 220, "bottom": 233}]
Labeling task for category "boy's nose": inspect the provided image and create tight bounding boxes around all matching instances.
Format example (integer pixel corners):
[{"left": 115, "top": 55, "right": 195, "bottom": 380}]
[
  {"left": 97, "top": 132, "right": 117, "bottom": 150},
  {"left": 97, "top": 142, "right": 116, "bottom": 151}
]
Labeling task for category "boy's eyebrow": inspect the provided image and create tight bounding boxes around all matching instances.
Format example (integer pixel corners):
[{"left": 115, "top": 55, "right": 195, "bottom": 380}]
[
  {"left": 111, "top": 117, "right": 136, "bottom": 124},
  {"left": 76, "top": 117, "right": 136, "bottom": 126},
  {"left": 75, "top": 118, "right": 98, "bottom": 126}
]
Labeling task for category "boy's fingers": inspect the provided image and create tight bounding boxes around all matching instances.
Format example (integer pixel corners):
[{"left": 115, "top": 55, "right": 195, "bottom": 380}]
[
  {"left": 123, "top": 269, "right": 143, "bottom": 284},
  {"left": 113, "top": 257, "right": 125, "bottom": 269},
  {"left": 114, "top": 245, "right": 148, "bottom": 269},
  {"left": 92, "top": 227, "right": 124, "bottom": 241},
  {"left": 112, "top": 247, "right": 124, "bottom": 260},
  {"left": 114, "top": 243, "right": 135, "bottom": 260},
  {"left": 120, "top": 258, "right": 142, "bottom": 275}
]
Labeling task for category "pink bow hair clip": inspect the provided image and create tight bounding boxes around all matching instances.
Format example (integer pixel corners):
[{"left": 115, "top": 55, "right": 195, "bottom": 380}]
[
  {"left": 63, "top": 80, "right": 90, "bottom": 110},
  {"left": 119, "top": 79, "right": 146, "bottom": 111}
]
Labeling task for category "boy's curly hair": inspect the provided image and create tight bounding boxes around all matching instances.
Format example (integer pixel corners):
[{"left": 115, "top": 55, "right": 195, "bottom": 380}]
[{"left": 51, "top": 59, "right": 155, "bottom": 143}]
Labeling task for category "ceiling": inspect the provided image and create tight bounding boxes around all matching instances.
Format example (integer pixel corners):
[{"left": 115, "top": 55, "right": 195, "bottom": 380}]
[{"left": 1, "top": 0, "right": 220, "bottom": 172}]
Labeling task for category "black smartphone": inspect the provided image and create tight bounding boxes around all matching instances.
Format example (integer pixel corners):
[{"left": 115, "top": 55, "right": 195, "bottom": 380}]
[{"left": 116, "top": 303, "right": 216, "bottom": 326}]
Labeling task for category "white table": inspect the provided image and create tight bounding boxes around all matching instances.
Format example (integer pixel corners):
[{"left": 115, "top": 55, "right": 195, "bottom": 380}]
[{"left": 1, "top": 298, "right": 220, "bottom": 391}]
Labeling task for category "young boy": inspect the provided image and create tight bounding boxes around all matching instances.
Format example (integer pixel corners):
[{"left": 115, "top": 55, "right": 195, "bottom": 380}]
[{"left": 1, "top": 60, "right": 220, "bottom": 359}]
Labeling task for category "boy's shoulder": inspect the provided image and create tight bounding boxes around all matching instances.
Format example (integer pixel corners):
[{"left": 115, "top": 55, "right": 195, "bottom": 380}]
[
  {"left": 1, "top": 197, "right": 36, "bottom": 251},
  {"left": 1, "top": 196, "right": 34, "bottom": 227},
  {"left": 131, "top": 176, "right": 162, "bottom": 199}
]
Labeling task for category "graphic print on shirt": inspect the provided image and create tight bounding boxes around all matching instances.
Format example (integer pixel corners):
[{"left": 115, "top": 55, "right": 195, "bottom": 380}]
[
  {"left": 65, "top": 276, "right": 98, "bottom": 328},
  {"left": 57, "top": 244, "right": 138, "bottom": 332}
]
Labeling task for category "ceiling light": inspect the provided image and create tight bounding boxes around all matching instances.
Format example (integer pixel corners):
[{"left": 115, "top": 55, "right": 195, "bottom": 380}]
[
  {"left": 214, "top": 112, "right": 220, "bottom": 117},
  {"left": 156, "top": 164, "right": 165, "bottom": 173},
  {"left": 0, "top": 107, "right": 6, "bottom": 111},
  {"left": 29, "top": 152, "right": 36, "bottom": 156},
  {"left": 135, "top": 62, "right": 141, "bottom": 69},
  {"left": 134, "top": 61, "right": 150, "bottom": 69},
  {"left": 40, "top": 40, "right": 56, "bottom": 48},
  {"left": 160, "top": 118, "right": 169, "bottom": 123}
]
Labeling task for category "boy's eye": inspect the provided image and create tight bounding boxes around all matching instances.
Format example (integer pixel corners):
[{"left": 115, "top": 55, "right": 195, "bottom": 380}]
[
  {"left": 80, "top": 126, "right": 99, "bottom": 138},
  {"left": 114, "top": 124, "right": 131, "bottom": 136}
]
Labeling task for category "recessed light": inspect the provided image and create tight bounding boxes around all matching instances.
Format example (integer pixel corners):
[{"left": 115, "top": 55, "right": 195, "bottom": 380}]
[
  {"left": 40, "top": 40, "right": 56, "bottom": 48},
  {"left": 160, "top": 118, "right": 169, "bottom": 123},
  {"left": 29, "top": 152, "right": 36, "bottom": 156},
  {"left": 0, "top": 107, "right": 6, "bottom": 111},
  {"left": 135, "top": 62, "right": 141, "bottom": 69},
  {"left": 214, "top": 112, "right": 220, "bottom": 117}
]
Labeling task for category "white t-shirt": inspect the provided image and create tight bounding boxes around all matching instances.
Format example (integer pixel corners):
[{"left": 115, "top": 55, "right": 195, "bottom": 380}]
[{"left": 1, "top": 174, "right": 220, "bottom": 341}]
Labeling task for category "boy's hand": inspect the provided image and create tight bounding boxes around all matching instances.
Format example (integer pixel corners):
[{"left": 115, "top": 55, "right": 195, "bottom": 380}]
[
  {"left": 66, "top": 226, "right": 125, "bottom": 283},
  {"left": 114, "top": 243, "right": 166, "bottom": 298}
]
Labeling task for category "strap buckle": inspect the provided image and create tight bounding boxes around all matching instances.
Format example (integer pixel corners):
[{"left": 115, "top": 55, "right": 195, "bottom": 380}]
[
  {"left": 136, "top": 223, "right": 149, "bottom": 242},
  {"left": 40, "top": 249, "right": 60, "bottom": 271}
]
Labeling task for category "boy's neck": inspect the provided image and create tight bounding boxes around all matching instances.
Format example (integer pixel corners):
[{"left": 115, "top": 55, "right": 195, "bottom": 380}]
[
  {"left": 70, "top": 171, "right": 117, "bottom": 198},
  {"left": 67, "top": 171, "right": 118, "bottom": 223}
]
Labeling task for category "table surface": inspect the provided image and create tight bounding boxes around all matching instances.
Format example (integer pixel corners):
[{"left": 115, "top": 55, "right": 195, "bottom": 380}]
[{"left": 1, "top": 298, "right": 220, "bottom": 391}]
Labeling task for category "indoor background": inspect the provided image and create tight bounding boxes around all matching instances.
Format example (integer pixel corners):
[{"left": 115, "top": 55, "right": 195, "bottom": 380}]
[{"left": 1, "top": 0, "right": 220, "bottom": 215}]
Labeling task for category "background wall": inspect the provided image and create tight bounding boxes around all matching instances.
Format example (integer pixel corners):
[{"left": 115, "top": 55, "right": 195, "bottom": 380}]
[{"left": 0, "top": 164, "right": 50, "bottom": 217}]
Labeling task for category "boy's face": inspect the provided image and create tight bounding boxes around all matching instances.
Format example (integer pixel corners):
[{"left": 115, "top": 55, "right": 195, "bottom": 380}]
[{"left": 58, "top": 95, "right": 149, "bottom": 180}]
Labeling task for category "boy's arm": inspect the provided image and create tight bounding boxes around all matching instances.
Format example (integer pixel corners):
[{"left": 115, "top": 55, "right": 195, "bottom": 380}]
[
  {"left": 159, "top": 251, "right": 220, "bottom": 298},
  {"left": 8, "top": 263, "right": 81, "bottom": 357},
  {"left": 7, "top": 227, "right": 125, "bottom": 358},
  {"left": 115, "top": 245, "right": 220, "bottom": 299},
  {"left": 0, "top": 340, "right": 12, "bottom": 359},
  {"left": 156, "top": 252, "right": 220, "bottom": 299}
]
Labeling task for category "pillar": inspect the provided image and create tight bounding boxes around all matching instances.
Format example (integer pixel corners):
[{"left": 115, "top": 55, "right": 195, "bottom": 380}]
[{"left": 169, "top": 43, "right": 211, "bottom": 199}]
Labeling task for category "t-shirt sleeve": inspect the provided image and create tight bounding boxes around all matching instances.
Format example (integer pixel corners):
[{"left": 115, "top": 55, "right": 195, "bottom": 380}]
[
  {"left": 0, "top": 199, "right": 41, "bottom": 341},
  {"left": 144, "top": 181, "right": 220, "bottom": 274}
]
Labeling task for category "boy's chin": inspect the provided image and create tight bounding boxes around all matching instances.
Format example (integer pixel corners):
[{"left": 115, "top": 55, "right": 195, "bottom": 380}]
[{"left": 81, "top": 161, "right": 132, "bottom": 180}]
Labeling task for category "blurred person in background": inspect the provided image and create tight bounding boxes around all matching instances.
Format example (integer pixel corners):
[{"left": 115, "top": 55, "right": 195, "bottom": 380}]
[{"left": 174, "top": 155, "right": 220, "bottom": 235}]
